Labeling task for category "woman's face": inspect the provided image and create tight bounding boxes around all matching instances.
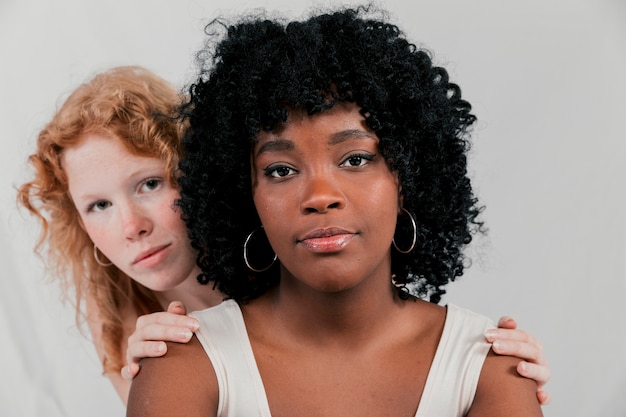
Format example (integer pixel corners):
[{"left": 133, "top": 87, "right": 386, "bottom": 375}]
[
  {"left": 63, "top": 134, "right": 200, "bottom": 291},
  {"left": 251, "top": 102, "right": 400, "bottom": 293}
]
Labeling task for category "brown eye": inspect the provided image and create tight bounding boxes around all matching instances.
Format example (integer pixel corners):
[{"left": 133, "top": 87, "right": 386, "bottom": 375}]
[
  {"left": 341, "top": 153, "right": 374, "bottom": 167},
  {"left": 265, "top": 165, "right": 296, "bottom": 178}
]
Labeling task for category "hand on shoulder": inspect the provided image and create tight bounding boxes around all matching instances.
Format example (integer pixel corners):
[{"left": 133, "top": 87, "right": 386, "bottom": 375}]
[{"left": 126, "top": 336, "right": 218, "bottom": 417}]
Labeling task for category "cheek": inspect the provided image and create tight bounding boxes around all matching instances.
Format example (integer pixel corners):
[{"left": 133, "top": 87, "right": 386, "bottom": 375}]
[
  {"left": 368, "top": 181, "right": 400, "bottom": 238},
  {"left": 71, "top": 204, "right": 104, "bottom": 246},
  {"left": 82, "top": 221, "right": 114, "bottom": 255},
  {"left": 253, "top": 190, "right": 288, "bottom": 250},
  {"left": 159, "top": 199, "right": 186, "bottom": 232},
  {"left": 252, "top": 183, "right": 273, "bottom": 223}
]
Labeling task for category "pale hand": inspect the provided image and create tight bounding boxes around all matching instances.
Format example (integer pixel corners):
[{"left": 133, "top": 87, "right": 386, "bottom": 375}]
[
  {"left": 121, "top": 301, "right": 199, "bottom": 380},
  {"left": 486, "top": 316, "right": 551, "bottom": 405}
]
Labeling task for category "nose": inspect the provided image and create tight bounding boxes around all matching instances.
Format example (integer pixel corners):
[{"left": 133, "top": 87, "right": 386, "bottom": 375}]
[
  {"left": 300, "top": 173, "right": 346, "bottom": 214},
  {"left": 121, "top": 202, "right": 152, "bottom": 240}
]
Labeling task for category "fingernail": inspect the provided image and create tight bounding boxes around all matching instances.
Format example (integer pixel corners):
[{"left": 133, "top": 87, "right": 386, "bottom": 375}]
[
  {"left": 177, "top": 329, "right": 193, "bottom": 340},
  {"left": 154, "top": 342, "right": 166, "bottom": 353},
  {"left": 484, "top": 329, "right": 497, "bottom": 341},
  {"left": 187, "top": 319, "right": 200, "bottom": 331},
  {"left": 492, "top": 340, "right": 504, "bottom": 352},
  {"left": 519, "top": 361, "right": 528, "bottom": 373}
]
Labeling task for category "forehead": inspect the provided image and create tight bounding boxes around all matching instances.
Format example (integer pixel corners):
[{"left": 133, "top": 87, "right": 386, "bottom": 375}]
[
  {"left": 62, "top": 134, "right": 164, "bottom": 178},
  {"left": 254, "top": 103, "right": 375, "bottom": 149},
  {"left": 63, "top": 134, "right": 123, "bottom": 166}
]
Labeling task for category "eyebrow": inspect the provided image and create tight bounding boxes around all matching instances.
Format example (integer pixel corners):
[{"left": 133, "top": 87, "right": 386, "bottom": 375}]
[
  {"left": 255, "top": 129, "right": 377, "bottom": 156},
  {"left": 255, "top": 139, "right": 294, "bottom": 156},
  {"left": 329, "top": 129, "right": 377, "bottom": 145}
]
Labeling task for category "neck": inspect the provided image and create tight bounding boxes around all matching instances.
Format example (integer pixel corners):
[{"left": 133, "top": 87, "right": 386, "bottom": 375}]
[
  {"left": 258, "top": 269, "right": 404, "bottom": 347},
  {"left": 154, "top": 268, "right": 223, "bottom": 312}
]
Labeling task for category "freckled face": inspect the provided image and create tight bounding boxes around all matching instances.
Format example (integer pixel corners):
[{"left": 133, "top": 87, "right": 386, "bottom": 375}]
[
  {"left": 251, "top": 103, "right": 400, "bottom": 293},
  {"left": 63, "top": 134, "right": 199, "bottom": 292}
]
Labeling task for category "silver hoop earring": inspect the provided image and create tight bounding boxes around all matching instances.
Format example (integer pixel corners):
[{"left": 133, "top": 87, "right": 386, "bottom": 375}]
[
  {"left": 243, "top": 226, "right": 277, "bottom": 273},
  {"left": 93, "top": 244, "right": 113, "bottom": 267},
  {"left": 392, "top": 208, "right": 417, "bottom": 254}
]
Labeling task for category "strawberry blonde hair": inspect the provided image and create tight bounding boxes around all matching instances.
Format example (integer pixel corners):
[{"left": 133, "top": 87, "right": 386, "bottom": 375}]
[{"left": 17, "top": 66, "right": 184, "bottom": 374}]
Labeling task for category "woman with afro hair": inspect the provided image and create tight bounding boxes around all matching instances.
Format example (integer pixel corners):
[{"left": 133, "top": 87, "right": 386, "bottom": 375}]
[{"left": 127, "top": 6, "right": 544, "bottom": 416}]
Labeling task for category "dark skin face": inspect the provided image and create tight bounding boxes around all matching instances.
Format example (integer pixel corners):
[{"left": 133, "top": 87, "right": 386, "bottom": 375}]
[
  {"left": 251, "top": 102, "right": 401, "bottom": 297},
  {"left": 244, "top": 102, "right": 434, "bottom": 416}
]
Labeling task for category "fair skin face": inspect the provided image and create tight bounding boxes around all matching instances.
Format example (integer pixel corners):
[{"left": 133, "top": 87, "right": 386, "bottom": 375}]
[
  {"left": 126, "top": 103, "right": 543, "bottom": 417},
  {"left": 62, "top": 133, "right": 222, "bottom": 403}
]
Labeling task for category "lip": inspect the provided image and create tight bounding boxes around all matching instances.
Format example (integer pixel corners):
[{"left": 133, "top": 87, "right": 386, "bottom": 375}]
[
  {"left": 132, "top": 244, "right": 171, "bottom": 265},
  {"left": 299, "top": 227, "right": 356, "bottom": 253},
  {"left": 301, "top": 227, "right": 353, "bottom": 240}
]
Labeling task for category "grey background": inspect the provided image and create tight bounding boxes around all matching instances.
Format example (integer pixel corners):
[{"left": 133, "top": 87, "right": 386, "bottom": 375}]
[{"left": 1, "top": 0, "right": 624, "bottom": 416}]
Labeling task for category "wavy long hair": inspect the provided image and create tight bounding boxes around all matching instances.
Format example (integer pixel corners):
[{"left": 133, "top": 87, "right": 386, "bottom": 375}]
[{"left": 17, "top": 66, "right": 183, "bottom": 374}]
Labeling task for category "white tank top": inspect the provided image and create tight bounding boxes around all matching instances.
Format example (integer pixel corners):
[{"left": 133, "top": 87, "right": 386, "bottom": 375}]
[{"left": 191, "top": 300, "right": 493, "bottom": 417}]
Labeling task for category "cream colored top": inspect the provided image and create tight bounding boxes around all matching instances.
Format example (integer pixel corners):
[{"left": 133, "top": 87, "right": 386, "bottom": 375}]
[{"left": 191, "top": 300, "right": 493, "bottom": 417}]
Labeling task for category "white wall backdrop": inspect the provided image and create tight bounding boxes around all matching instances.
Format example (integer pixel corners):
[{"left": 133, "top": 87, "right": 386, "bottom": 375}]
[{"left": 1, "top": 0, "right": 624, "bottom": 416}]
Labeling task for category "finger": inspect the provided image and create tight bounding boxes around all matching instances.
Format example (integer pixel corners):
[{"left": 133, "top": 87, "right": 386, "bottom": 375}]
[
  {"left": 497, "top": 315, "right": 517, "bottom": 329},
  {"left": 121, "top": 365, "right": 132, "bottom": 381},
  {"left": 167, "top": 300, "right": 187, "bottom": 315},
  {"left": 485, "top": 327, "right": 536, "bottom": 345},
  {"left": 121, "top": 363, "right": 141, "bottom": 381},
  {"left": 130, "top": 321, "right": 197, "bottom": 346},
  {"left": 126, "top": 340, "right": 168, "bottom": 365},
  {"left": 536, "top": 390, "right": 551, "bottom": 406},
  {"left": 490, "top": 336, "right": 546, "bottom": 367},
  {"left": 488, "top": 329, "right": 548, "bottom": 367},
  {"left": 517, "top": 361, "right": 552, "bottom": 387},
  {"left": 135, "top": 311, "right": 199, "bottom": 331}
]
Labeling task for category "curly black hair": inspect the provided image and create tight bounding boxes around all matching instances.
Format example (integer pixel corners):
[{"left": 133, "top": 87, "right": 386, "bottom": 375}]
[{"left": 177, "top": 5, "right": 484, "bottom": 304}]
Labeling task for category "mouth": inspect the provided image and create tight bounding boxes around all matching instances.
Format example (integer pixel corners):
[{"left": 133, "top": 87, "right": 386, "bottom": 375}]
[
  {"left": 299, "top": 227, "right": 356, "bottom": 253},
  {"left": 301, "top": 227, "right": 353, "bottom": 240},
  {"left": 133, "top": 244, "right": 171, "bottom": 265}
]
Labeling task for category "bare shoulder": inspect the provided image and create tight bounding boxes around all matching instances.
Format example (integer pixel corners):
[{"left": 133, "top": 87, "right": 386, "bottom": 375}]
[
  {"left": 126, "top": 335, "right": 218, "bottom": 417},
  {"left": 467, "top": 350, "right": 543, "bottom": 417},
  {"left": 402, "top": 298, "right": 447, "bottom": 330},
  {"left": 402, "top": 297, "right": 446, "bottom": 317}
]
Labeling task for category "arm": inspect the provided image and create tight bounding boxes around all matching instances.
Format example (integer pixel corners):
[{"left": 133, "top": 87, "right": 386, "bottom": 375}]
[
  {"left": 126, "top": 336, "right": 218, "bottom": 417},
  {"left": 466, "top": 350, "right": 543, "bottom": 417},
  {"left": 122, "top": 301, "right": 199, "bottom": 380},
  {"left": 85, "top": 295, "right": 132, "bottom": 405},
  {"left": 488, "top": 317, "right": 551, "bottom": 404}
]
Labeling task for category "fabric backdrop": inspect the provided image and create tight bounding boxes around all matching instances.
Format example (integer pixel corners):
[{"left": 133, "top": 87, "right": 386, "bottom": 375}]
[{"left": 1, "top": 0, "right": 624, "bottom": 416}]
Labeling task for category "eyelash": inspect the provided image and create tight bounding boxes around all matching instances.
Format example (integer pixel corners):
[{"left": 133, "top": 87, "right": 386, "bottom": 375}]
[
  {"left": 85, "top": 177, "right": 163, "bottom": 213},
  {"left": 263, "top": 153, "right": 375, "bottom": 178},
  {"left": 340, "top": 153, "right": 375, "bottom": 167},
  {"left": 264, "top": 165, "right": 296, "bottom": 178},
  {"left": 142, "top": 178, "right": 162, "bottom": 191},
  {"left": 86, "top": 200, "right": 110, "bottom": 213}
]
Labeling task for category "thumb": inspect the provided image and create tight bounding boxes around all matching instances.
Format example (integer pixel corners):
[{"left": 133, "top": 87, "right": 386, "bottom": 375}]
[
  {"left": 167, "top": 300, "right": 187, "bottom": 315},
  {"left": 497, "top": 315, "right": 517, "bottom": 329}
]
